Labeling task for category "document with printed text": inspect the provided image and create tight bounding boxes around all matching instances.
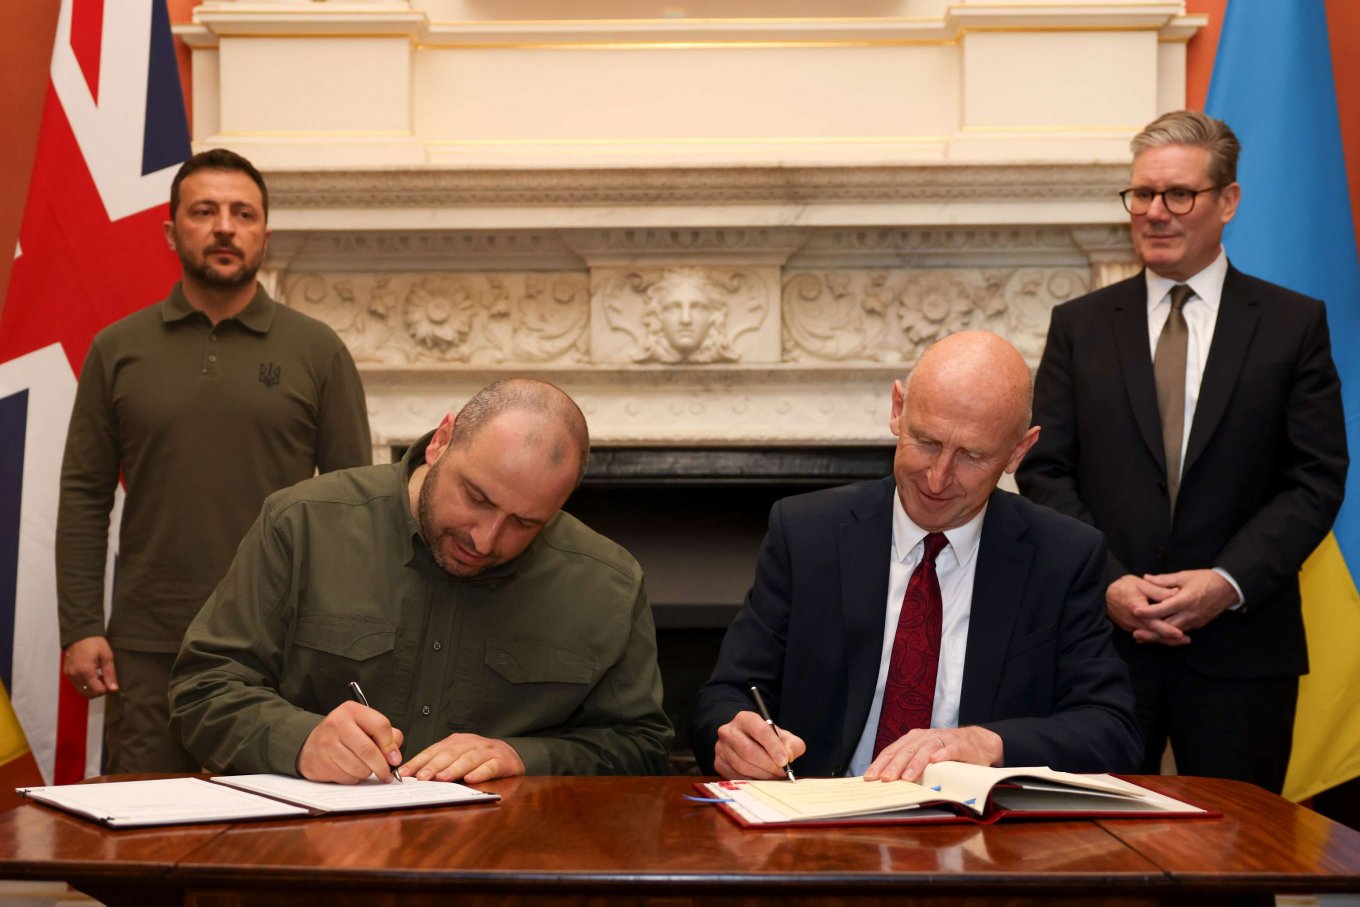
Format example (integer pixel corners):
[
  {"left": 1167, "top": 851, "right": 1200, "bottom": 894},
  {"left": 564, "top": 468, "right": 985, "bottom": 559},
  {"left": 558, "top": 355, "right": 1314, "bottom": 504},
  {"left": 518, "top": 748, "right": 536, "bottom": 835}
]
[
  {"left": 210, "top": 773, "right": 500, "bottom": 813},
  {"left": 16, "top": 777, "right": 309, "bottom": 828},
  {"left": 699, "top": 762, "right": 1214, "bottom": 828},
  {"left": 18, "top": 773, "right": 500, "bottom": 829}
]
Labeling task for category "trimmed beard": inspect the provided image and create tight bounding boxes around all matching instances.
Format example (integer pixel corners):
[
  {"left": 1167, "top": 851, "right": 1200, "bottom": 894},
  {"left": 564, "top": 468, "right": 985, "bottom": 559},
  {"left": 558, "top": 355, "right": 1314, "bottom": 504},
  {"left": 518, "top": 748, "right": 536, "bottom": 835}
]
[{"left": 180, "top": 247, "right": 260, "bottom": 290}]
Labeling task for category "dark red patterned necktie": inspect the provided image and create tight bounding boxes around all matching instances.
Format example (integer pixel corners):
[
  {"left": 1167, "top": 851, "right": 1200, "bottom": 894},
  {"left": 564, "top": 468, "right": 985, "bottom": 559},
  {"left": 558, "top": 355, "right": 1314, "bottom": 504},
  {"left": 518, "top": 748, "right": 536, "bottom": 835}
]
[{"left": 874, "top": 531, "right": 949, "bottom": 757}]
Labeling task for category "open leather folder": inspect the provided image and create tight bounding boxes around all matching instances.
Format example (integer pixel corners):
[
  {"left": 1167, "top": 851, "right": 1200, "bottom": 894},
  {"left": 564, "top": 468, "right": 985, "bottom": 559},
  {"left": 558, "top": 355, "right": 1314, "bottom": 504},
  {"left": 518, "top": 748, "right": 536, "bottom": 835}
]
[{"left": 697, "top": 762, "right": 1215, "bottom": 828}]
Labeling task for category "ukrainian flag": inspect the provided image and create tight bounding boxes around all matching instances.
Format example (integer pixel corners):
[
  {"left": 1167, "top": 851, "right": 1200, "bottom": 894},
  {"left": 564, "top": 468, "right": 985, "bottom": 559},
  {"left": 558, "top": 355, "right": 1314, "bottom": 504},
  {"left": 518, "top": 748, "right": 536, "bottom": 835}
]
[
  {"left": 0, "top": 689, "right": 28, "bottom": 769},
  {"left": 1204, "top": 0, "right": 1360, "bottom": 802}
]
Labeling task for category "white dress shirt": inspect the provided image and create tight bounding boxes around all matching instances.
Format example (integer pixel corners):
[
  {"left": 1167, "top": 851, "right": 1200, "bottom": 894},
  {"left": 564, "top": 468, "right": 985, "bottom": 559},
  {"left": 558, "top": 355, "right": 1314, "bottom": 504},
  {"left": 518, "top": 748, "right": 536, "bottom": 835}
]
[
  {"left": 1144, "top": 248, "right": 1243, "bottom": 608},
  {"left": 848, "top": 493, "right": 986, "bottom": 776}
]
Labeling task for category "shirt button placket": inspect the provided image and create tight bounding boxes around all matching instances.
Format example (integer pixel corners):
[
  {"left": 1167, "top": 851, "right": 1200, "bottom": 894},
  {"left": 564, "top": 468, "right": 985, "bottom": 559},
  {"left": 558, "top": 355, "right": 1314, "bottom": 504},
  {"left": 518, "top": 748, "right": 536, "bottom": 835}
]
[{"left": 203, "top": 329, "right": 220, "bottom": 374}]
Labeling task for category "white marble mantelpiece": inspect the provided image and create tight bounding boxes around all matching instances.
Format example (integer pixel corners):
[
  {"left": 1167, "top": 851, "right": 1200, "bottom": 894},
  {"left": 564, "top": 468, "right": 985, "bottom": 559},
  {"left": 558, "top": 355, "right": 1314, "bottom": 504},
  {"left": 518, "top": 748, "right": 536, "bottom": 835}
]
[
  {"left": 177, "top": 3, "right": 1196, "bottom": 458},
  {"left": 268, "top": 214, "right": 1107, "bottom": 454}
]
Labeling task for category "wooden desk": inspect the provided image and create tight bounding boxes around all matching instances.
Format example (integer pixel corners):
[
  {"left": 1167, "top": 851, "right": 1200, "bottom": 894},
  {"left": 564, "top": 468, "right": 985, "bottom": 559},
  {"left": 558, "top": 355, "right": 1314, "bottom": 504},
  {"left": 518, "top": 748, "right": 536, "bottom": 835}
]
[{"left": 0, "top": 775, "right": 1356, "bottom": 907}]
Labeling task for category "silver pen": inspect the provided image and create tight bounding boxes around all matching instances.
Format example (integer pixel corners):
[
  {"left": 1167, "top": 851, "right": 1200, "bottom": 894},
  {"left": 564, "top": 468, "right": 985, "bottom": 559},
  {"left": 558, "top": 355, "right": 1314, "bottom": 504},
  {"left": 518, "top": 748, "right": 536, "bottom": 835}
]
[{"left": 349, "top": 681, "right": 402, "bottom": 782}]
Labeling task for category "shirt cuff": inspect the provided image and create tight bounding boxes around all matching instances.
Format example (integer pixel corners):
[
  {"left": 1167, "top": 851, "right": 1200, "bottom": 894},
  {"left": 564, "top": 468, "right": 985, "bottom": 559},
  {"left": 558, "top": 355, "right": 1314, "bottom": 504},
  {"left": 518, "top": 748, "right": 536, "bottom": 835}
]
[{"left": 1213, "top": 567, "right": 1246, "bottom": 612}]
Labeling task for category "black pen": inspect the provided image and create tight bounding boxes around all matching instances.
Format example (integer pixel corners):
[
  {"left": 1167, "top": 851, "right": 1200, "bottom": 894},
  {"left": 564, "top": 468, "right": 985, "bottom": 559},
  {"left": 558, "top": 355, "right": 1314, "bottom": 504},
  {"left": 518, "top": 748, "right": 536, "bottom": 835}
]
[
  {"left": 748, "top": 685, "right": 797, "bottom": 782},
  {"left": 349, "top": 681, "right": 402, "bottom": 782}
]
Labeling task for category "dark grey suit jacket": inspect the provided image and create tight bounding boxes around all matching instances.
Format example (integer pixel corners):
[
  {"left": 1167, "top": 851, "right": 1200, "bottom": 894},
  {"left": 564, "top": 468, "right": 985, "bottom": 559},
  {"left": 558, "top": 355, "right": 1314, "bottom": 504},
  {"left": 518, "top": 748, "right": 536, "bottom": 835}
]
[
  {"left": 1016, "top": 266, "right": 1347, "bottom": 678},
  {"left": 691, "top": 481, "right": 1141, "bottom": 777}
]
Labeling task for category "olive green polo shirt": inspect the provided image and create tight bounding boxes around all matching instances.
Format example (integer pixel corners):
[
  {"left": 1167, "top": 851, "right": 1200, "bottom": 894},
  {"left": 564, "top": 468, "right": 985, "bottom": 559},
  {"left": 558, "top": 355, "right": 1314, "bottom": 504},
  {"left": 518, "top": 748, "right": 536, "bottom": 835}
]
[
  {"left": 57, "top": 283, "right": 372, "bottom": 653},
  {"left": 169, "top": 433, "right": 673, "bottom": 777}
]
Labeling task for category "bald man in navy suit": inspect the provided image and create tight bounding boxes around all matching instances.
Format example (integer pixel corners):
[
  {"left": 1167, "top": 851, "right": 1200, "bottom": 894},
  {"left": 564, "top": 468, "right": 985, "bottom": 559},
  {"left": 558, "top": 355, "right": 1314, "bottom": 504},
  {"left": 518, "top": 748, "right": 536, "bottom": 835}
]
[{"left": 692, "top": 331, "right": 1140, "bottom": 782}]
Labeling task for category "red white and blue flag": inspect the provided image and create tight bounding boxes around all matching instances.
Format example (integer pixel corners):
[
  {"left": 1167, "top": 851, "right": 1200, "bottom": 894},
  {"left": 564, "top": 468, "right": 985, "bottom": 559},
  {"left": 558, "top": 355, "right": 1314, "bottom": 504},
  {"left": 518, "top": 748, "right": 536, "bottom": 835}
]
[{"left": 0, "top": 0, "right": 189, "bottom": 784}]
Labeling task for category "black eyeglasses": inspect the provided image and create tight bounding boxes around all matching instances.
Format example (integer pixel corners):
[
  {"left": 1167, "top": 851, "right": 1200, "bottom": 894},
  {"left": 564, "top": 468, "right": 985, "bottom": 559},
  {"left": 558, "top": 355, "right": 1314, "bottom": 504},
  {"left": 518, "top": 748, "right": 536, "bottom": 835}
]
[{"left": 1119, "top": 185, "right": 1222, "bottom": 215}]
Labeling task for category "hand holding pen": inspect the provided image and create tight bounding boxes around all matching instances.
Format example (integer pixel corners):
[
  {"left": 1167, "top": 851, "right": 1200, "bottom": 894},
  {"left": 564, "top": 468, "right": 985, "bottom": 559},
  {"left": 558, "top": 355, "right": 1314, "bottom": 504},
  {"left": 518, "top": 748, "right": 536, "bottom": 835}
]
[
  {"left": 295, "top": 681, "right": 406, "bottom": 784},
  {"left": 747, "top": 686, "right": 797, "bottom": 782},
  {"left": 349, "top": 682, "right": 403, "bottom": 783}
]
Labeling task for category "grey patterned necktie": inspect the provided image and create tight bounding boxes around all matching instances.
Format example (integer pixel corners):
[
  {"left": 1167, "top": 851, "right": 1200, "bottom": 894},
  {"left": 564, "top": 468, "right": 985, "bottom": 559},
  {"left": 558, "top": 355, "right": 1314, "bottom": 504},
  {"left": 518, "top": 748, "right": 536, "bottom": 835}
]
[{"left": 1154, "top": 284, "right": 1194, "bottom": 511}]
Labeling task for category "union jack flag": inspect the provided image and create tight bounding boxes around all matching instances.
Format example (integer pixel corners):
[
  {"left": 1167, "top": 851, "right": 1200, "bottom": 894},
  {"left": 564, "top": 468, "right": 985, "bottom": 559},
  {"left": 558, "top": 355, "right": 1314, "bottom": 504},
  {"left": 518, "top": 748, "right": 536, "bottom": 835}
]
[{"left": 0, "top": 0, "right": 189, "bottom": 784}]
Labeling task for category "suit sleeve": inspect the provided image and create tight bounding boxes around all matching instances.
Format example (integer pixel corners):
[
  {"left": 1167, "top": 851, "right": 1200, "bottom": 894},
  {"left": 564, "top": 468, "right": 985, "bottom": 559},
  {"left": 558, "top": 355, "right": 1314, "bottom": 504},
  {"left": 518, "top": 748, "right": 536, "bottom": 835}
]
[
  {"left": 980, "top": 531, "right": 1142, "bottom": 772},
  {"left": 1016, "top": 304, "right": 1130, "bottom": 581},
  {"left": 690, "top": 499, "right": 795, "bottom": 775},
  {"left": 1213, "top": 302, "right": 1347, "bottom": 606},
  {"left": 168, "top": 498, "right": 326, "bottom": 775}
]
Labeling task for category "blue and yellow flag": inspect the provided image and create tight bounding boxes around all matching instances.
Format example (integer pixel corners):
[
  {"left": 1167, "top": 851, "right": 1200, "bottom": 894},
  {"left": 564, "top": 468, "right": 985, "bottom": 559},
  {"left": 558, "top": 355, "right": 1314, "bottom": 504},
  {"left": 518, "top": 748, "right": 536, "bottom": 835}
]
[{"left": 1205, "top": 0, "right": 1360, "bottom": 802}]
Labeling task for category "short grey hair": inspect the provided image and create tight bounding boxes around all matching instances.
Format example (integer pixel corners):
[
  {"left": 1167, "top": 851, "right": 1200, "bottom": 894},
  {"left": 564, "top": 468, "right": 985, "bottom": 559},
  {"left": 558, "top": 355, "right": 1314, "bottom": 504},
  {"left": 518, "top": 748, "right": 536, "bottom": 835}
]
[{"left": 1130, "top": 110, "right": 1241, "bottom": 186}]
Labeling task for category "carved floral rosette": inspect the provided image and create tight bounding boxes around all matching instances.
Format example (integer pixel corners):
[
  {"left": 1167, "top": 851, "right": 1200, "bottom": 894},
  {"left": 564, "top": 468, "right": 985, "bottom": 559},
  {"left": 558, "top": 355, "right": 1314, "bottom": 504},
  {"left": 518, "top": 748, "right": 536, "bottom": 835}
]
[
  {"left": 279, "top": 272, "right": 591, "bottom": 365},
  {"left": 781, "top": 267, "right": 1091, "bottom": 366}
]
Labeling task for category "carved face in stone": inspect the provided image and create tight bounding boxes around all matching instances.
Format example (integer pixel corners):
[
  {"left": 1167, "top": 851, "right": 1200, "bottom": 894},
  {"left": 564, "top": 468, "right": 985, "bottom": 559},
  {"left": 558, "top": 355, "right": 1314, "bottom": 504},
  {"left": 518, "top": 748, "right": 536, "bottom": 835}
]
[
  {"left": 645, "top": 270, "right": 727, "bottom": 361},
  {"left": 659, "top": 282, "right": 716, "bottom": 355}
]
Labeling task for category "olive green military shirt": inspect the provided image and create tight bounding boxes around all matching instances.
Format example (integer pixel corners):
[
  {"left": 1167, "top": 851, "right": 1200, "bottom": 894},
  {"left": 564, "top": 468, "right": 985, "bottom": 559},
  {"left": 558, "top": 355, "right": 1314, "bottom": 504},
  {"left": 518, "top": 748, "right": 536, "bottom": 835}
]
[
  {"left": 56, "top": 284, "right": 371, "bottom": 653},
  {"left": 169, "top": 433, "right": 673, "bottom": 777}
]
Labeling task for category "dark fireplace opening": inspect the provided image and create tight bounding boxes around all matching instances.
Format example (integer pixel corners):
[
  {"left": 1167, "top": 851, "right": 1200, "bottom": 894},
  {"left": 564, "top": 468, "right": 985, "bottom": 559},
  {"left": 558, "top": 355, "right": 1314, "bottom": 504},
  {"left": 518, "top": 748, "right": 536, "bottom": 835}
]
[{"left": 568, "top": 447, "right": 895, "bottom": 771}]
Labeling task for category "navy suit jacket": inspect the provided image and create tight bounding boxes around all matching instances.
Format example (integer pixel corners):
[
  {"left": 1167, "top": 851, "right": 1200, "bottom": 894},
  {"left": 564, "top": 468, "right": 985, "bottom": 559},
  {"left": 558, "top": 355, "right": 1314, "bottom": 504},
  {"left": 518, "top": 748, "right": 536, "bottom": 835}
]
[
  {"left": 691, "top": 481, "right": 1141, "bottom": 777},
  {"left": 1016, "top": 267, "right": 1347, "bottom": 678}
]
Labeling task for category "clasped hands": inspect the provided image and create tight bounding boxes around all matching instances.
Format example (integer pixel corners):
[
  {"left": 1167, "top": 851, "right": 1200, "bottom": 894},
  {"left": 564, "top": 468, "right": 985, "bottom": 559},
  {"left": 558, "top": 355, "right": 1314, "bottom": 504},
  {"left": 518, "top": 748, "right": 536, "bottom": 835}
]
[
  {"left": 714, "top": 710, "right": 1002, "bottom": 783},
  {"left": 297, "top": 700, "right": 525, "bottom": 785},
  {"left": 1106, "top": 569, "right": 1237, "bottom": 646}
]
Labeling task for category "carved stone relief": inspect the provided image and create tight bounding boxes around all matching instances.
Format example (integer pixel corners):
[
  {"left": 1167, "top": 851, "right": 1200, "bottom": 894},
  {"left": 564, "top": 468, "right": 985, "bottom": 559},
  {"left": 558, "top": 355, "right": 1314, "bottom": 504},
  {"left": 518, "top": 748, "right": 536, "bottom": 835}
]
[
  {"left": 279, "top": 272, "right": 591, "bottom": 365},
  {"left": 1071, "top": 225, "right": 1141, "bottom": 290},
  {"left": 592, "top": 266, "right": 779, "bottom": 365},
  {"left": 781, "top": 266, "right": 1091, "bottom": 366}
]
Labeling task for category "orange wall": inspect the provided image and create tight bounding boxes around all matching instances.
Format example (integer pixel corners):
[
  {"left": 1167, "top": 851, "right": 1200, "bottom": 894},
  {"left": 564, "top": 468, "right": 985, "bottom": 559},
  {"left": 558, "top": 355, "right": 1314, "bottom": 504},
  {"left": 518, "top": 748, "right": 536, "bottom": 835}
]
[
  {"left": 1325, "top": 0, "right": 1360, "bottom": 255},
  {"left": 169, "top": 0, "right": 200, "bottom": 134}
]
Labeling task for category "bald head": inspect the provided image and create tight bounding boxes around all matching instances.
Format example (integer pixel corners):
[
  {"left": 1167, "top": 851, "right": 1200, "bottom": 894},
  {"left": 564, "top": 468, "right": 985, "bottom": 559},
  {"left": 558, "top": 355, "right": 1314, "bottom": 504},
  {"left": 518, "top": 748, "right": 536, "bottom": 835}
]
[
  {"left": 891, "top": 331, "right": 1040, "bottom": 531},
  {"left": 905, "top": 331, "right": 1034, "bottom": 444},
  {"left": 415, "top": 378, "right": 590, "bottom": 577},
  {"left": 448, "top": 378, "right": 591, "bottom": 487}
]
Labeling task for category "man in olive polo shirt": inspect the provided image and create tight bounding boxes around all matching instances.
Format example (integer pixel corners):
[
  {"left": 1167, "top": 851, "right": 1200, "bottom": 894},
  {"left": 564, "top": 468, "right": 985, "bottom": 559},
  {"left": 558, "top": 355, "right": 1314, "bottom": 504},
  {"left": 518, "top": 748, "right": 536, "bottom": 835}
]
[
  {"left": 57, "top": 149, "right": 371, "bottom": 773},
  {"left": 169, "top": 378, "right": 672, "bottom": 782}
]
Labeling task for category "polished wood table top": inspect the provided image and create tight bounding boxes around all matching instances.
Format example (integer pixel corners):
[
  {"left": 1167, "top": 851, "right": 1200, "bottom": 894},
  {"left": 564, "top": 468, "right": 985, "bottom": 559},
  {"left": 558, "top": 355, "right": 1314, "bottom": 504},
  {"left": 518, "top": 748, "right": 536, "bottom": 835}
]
[{"left": 0, "top": 774, "right": 1356, "bottom": 907}]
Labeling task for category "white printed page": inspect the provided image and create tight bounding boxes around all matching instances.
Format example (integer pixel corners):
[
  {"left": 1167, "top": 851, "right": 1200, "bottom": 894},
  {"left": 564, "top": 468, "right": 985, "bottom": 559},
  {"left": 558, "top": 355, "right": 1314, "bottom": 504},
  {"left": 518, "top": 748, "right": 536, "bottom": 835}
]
[
  {"left": 17, "top": 777, "right": 308, "bottom": 827},
  {"left": 730, "top": 777, "right": 949, "bottom": 821},
  {"left": 211, "top": 774, "right": 500, "bottom": 813}
]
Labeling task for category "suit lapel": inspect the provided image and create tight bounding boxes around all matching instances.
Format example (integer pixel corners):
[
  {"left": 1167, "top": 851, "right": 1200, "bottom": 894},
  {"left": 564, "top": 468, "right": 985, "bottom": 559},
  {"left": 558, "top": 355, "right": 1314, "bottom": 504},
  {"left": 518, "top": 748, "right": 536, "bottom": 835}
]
[
  {"left": 1110, "top": 272, "right": 1166, "bottom": 469},
  {"left": 839, "top": 479, "right": 895, "bottom": 752},
  {"left": 958, "top": 493, "right": 1034, "bottom": 724},
  {"left": 1183, "top": 266, "right": 1259, "bottom": 477}
]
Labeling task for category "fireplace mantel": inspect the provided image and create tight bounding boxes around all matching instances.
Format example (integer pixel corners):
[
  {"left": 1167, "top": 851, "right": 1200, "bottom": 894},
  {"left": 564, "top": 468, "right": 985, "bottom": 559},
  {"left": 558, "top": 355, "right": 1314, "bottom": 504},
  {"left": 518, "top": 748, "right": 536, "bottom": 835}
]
[{"left": 177, "top": 2, "right": 1197, "bottom": 456}]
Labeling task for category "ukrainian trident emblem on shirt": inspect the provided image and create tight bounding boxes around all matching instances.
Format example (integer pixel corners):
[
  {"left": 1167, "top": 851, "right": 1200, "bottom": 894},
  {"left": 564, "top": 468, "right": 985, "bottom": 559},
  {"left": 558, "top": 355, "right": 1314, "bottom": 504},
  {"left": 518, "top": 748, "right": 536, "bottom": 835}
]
[{"left": 258, "top": 362, "right": 281, "bottom": 388}]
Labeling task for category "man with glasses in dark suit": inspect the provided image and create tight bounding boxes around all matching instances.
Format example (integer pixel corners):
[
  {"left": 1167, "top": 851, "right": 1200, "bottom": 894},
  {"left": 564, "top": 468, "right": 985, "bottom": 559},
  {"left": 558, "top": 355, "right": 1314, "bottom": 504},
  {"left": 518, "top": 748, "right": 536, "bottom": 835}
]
[{"left": 1017, "top": 110, "right": 1348, "bottom": 793}]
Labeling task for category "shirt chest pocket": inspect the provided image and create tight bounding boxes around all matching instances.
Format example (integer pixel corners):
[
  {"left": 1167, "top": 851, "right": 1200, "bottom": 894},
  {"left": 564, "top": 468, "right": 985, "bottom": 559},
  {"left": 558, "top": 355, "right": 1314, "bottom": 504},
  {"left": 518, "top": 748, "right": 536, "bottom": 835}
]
[
  {"left": 476, "top": 638, "right": 598, "bottom": 732},
  {"left": 282, "top": 612, "right": 398, "bottom": 710}
]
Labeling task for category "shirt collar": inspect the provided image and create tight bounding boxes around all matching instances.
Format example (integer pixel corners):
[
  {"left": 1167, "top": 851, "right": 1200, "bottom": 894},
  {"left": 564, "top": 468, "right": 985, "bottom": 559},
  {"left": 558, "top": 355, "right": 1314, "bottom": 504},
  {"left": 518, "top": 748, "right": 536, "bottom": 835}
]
[
  {"left": 890, "top": 489, "right": 985, "bottom": 570},
  {"left": 398, "top": 431, "right": 434, "bottom": 564},
  {"left": 1145, "top": 247, "right": 1229, "bottom": 314},
  {"left": 159, "top": 281, "right": 277, "bottom": 333}
]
